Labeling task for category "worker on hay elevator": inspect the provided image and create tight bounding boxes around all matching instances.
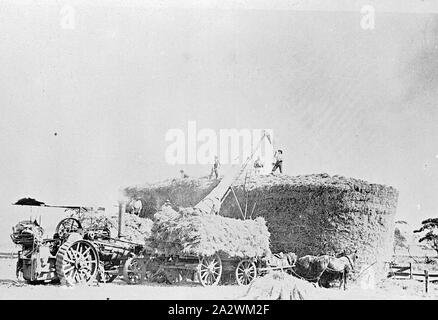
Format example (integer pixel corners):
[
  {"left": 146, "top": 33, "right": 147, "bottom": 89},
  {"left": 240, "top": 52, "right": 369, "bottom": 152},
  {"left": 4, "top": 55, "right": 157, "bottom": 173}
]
[
  {"left": 209, "top": 155, "right": 221, "bottom": 179},
  {"left": 271, "top": 149, "right": 283, "bottom": 174}
]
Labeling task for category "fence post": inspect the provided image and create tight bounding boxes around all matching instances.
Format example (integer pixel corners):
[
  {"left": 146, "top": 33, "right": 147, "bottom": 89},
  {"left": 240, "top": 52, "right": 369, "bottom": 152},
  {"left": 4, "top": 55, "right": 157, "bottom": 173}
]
[
  {"left": 409, "top": 263, "right": 412, "bottom": 279},
  {"left": 424, "top": 270, "right": 429, "bottom": 294},
  {"left": 343, "top": 271, "right": 347, "bottom": 291}
]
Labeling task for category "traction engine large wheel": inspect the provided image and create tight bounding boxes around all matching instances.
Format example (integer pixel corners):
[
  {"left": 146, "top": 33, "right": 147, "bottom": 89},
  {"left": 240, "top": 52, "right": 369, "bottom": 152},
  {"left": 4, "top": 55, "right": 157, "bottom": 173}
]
[
  {"left": 123, "top": 258, "right": 145, "bottom": 285},
  {"left": 235, "top": 259, "right": 257, "bottom": 285},
  {"left": 197, "top": 254, "right": 222, "bottom": 287},
  {"left": 56, "top": 239, "right": 99, "bottom": 286}
]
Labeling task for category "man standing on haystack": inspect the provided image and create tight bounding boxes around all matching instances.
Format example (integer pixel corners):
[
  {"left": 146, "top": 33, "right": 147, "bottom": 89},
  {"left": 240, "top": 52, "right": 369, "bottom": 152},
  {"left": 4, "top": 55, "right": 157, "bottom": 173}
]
[
  {"left": 180, "top": 169, "right": 189, "bottom": 179},
  {"left": 209, "top": 155, "right": 220, "bottom": 179},
  {"left": 271, "top": 149, "right": 283, "bottom": 174},
  {"left": 254, "top": 156, "right": 264, "bottom": 175}
]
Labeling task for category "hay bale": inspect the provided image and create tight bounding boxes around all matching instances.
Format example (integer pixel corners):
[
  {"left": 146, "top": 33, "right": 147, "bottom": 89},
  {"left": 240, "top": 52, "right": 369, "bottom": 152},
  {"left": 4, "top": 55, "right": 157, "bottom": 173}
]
[
  {"left": 68, "top": 210, "right": 153, "bottom": 244},
  {"left": 243, "top": 271, "right": 319, "bottom": 300},
  {"left": 150, "top": 207, "right": 271, "bottom": 258}
]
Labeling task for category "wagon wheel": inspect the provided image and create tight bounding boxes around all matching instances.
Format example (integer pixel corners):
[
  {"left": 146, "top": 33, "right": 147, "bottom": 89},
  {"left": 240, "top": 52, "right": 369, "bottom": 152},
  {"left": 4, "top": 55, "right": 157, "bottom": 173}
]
[
  {"left": 56, "top": 239, "right": 99, "bottom": 286},
  {"left": 235, "top": 259, "right": 257, "bottom": 285},
  {"left": 56, "top": 218, "right": 82, "bottom": 238},
  {"left": 123, "top": 258, "right": 145, "bottom": 285},
  {"left": 197, "top": 254, "right": 222, "bottom": 286}
]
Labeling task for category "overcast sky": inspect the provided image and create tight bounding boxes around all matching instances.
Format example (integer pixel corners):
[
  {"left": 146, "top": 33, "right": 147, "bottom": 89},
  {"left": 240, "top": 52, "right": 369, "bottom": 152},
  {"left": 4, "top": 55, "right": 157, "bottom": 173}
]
[{"left": 1, "top": 0, "right": 438, "bottom": 247}]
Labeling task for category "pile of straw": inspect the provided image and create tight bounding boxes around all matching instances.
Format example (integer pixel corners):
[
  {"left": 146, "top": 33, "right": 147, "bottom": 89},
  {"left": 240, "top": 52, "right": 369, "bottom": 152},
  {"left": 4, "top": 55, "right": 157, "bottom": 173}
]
[
  {"left": 150, "top": 207, "right": 271, "bottom": 258},
  {"left": 243, "top": 271, "right": 319, "bottom": 300}
]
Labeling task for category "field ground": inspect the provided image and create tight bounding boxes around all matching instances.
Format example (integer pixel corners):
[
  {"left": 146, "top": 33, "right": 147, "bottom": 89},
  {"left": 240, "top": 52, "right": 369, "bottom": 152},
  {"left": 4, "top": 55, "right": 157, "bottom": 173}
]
[{"left": 0, "top": 259, "right": 437, "bottom": 300}]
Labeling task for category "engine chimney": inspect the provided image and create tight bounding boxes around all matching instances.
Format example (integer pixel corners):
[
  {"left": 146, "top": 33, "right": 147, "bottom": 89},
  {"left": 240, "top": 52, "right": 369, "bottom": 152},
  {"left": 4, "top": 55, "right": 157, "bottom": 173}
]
[{"left": 118, "top": 201, "right": 126, "bottom": 238}]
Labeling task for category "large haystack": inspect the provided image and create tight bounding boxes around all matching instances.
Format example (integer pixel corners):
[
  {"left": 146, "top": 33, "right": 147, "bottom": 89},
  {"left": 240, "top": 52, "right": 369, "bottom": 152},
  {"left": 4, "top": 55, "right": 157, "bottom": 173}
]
[
  {"left": 221, "top": 174, "right": 398, "bottom": 279},
  {"left": 150, "top": 207, "right": 271, "bottom": 258},
  {"left": 124, "top": 173, "right": 398, "bottom": 279}
]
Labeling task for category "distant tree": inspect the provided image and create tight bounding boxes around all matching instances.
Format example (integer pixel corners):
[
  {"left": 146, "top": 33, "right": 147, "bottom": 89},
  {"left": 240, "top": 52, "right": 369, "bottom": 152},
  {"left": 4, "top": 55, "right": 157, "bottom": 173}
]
[
  {"left": 393, "top": 227, "right": 407, "bottom": 253},
  {"left": 414, "top": 218, "right": 438, "bottom": 256}
]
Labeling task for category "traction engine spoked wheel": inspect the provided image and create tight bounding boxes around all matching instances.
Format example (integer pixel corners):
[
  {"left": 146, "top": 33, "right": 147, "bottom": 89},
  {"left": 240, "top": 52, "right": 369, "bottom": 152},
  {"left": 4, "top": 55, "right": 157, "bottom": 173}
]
[
  {"left": 235, "top": 259, "right": 257, "bottom": 286},
  {"left": 56, "top": 239, "right": 99, "bottom": 286},
  {"left": 197, "top": 254, "right": 223, "bottom": 287},
  {"left": 123, "top": 258, "right": 145, "bottom": 285},
  {"left": 55, "top": 218, "right": 82, "bottom": 239}
]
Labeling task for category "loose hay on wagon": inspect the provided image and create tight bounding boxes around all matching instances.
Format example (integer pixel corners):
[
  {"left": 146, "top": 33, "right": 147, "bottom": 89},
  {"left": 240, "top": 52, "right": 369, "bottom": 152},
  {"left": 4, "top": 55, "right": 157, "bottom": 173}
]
[{"left": 143, "top": 207, "right": 278, "bottom": 286}]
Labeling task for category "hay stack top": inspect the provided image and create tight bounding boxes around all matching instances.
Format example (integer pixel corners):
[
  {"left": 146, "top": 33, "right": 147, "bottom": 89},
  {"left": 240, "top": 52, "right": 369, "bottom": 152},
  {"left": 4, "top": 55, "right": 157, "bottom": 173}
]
[
  {"left": 123, "top": 174, "right": 399, "bottom": 218},
  {"left": 235, "top": 173, "right": 398, "bottom": 195},
  {"left": 150, "top": 207, "right": 271, "bottom": 258}
]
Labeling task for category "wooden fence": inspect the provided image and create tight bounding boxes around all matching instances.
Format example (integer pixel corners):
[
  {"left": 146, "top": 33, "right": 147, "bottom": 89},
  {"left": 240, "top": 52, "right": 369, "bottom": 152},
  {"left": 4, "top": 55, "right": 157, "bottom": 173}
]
[
  {"left": 388, "top": 262, "right": 438, "bottom": 293},
  {"left": 0, "top": 252, "right": 18, "bottom": 259}
]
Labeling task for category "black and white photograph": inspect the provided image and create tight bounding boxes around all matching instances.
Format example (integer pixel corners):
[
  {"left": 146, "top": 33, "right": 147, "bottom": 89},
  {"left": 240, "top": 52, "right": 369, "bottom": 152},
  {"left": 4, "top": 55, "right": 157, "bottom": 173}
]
[{"left": 1, "top": 0, "right": 438, "bottom": 305}]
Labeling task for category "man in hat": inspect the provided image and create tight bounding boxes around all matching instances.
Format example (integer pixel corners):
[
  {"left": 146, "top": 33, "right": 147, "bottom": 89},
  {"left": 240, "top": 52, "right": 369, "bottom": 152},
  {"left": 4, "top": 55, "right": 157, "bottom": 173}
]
[
  {"left": 209, "top": 156, "right": 220, "bottom": 179},
  {"left": 271, "top": 150, "right": 283, "bottom": 174}
]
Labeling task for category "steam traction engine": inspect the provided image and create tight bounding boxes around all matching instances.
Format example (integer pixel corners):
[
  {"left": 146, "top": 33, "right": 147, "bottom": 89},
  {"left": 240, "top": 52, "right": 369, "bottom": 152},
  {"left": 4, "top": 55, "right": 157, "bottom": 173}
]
[{"left": 11, "top": 202, "right": 146, "bottom": 285}]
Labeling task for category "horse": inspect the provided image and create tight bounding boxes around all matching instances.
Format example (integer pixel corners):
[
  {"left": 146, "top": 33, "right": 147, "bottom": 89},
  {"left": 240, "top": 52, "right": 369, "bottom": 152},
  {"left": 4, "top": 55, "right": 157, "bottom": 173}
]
[
  {"left": 293, "top": 250, "right": 358, "bottom": 289},
  {"left": 319, "top": 250, "right": 359, "bottom": 290},
  {"left": 293, "top": 255, "right": 331, "bottom": 285}
]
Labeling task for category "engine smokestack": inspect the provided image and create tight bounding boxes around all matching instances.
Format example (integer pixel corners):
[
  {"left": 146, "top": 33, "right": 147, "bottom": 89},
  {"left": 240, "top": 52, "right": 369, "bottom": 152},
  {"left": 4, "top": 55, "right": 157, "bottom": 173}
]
[{"left": 118, "top": 201, "right": 126, "bottom": 238}]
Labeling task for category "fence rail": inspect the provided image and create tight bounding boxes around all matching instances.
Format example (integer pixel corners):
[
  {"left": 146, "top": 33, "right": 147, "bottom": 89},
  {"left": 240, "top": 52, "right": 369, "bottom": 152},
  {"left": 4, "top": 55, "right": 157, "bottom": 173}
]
[
  {"left": 388, "top": 262, "right": 437, "bottom": 293},
  {"left": 0, "top": 252, "right": 18, "bottom": 259}
]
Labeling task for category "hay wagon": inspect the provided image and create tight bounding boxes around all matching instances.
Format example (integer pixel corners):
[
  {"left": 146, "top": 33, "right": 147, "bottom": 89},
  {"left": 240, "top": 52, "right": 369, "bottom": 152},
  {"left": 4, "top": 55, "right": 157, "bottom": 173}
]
[
  {"left": 143, "top": 252, "right": 259, "bottom": 286},
  {"left": 137, "top": 247, "right": 296, "bottom": 287},
  {"left": 139, "top": 207, "right": 294, "bottom": 287}
]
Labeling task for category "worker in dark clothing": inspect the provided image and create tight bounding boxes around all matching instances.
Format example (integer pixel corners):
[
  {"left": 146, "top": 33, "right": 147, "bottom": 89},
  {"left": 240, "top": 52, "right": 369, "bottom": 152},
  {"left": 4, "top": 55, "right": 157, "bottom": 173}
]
[
  {"left": 209, "top": 156, "right": 220, "bottom": 179},
  {"left": 271, "top": 150, "right": 283, "bottom": 174},
  {"left": 180, "top": 170, "right": 189, "bottom": 179}
]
